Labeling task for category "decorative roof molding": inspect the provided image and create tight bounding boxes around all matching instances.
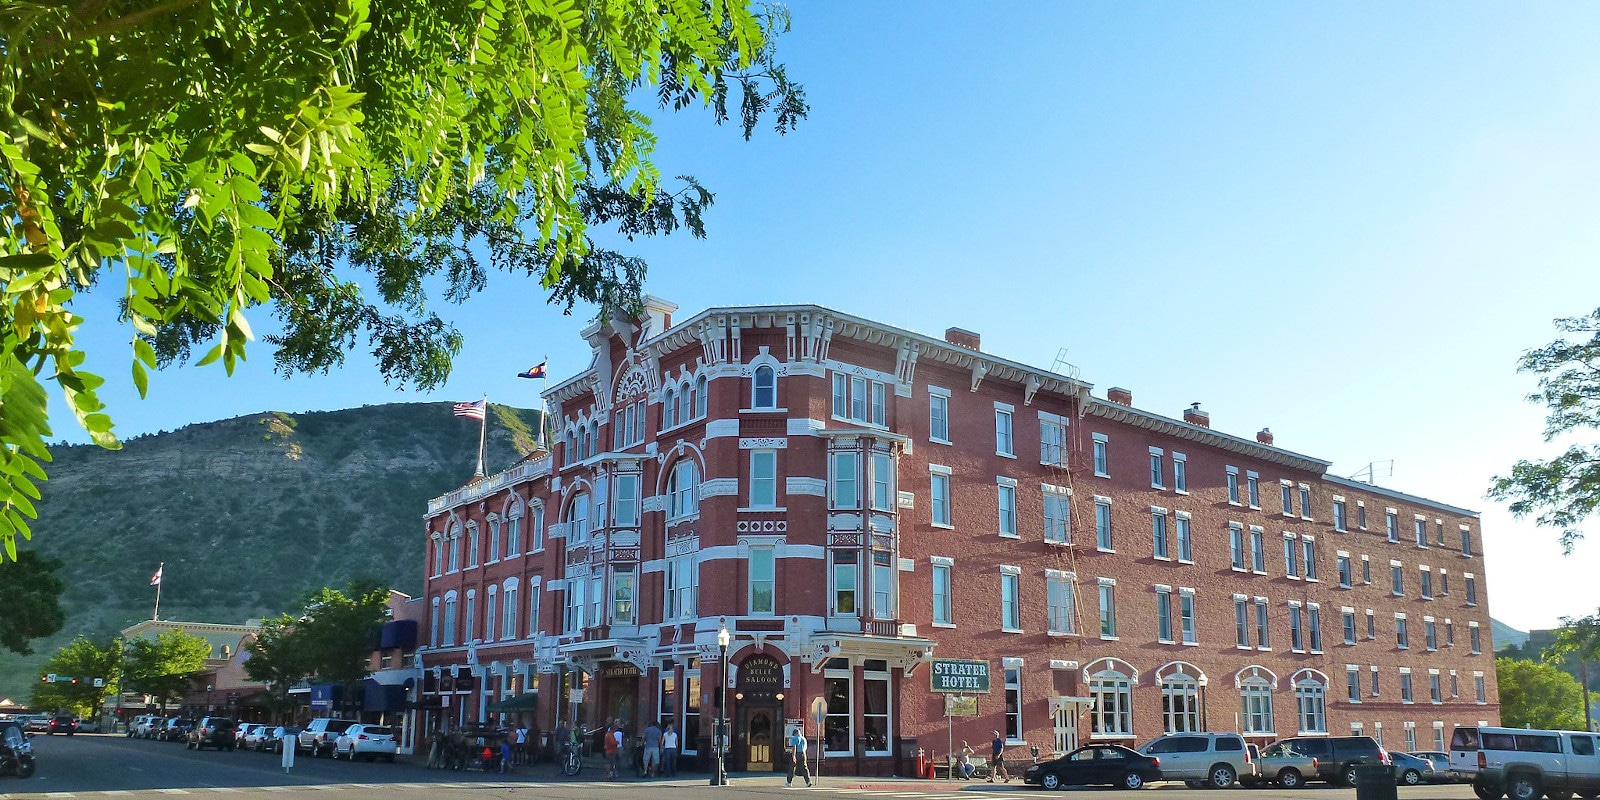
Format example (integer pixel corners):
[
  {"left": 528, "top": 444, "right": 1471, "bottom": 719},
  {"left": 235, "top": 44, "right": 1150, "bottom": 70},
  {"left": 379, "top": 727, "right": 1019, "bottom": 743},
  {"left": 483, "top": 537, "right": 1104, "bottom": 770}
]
[{"left": 1085, "top": 399, "right": 1331, "bottom": 473}]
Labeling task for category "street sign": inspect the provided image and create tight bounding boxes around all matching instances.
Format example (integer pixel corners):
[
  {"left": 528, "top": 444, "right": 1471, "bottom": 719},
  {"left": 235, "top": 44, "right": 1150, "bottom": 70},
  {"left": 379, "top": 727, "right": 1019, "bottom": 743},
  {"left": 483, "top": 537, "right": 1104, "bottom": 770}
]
[
  {"left": 93, "top": 678, "right": 104, "bottom": 688},
  {"left": 930, "top": 659, "right": 991, "bottom": 693},
  {"left": 945, "top": 696, "right": 978, "bottom": 717},
  {"left": 809, "top": 696, "right": 827, "bottom": 725}
]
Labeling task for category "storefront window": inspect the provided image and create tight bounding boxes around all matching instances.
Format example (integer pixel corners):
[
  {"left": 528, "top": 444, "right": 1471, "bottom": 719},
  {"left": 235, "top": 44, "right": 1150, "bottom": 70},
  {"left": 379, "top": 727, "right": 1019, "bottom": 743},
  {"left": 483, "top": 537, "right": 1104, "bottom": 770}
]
[
  {"left": 824, "top": 660, "right": 852, "bottom": 754},
  {"left": 864, "top": 662, "right": 891, "bottom": 755},
  {"left": 1004, "top": 664, "right": 1023, "bottom": 741},
  {"left": 659, "top": 676, "right": 678, "bottom": 726},
  {"left": 683, "top": 671, "right": 701, "bottom": 755}
]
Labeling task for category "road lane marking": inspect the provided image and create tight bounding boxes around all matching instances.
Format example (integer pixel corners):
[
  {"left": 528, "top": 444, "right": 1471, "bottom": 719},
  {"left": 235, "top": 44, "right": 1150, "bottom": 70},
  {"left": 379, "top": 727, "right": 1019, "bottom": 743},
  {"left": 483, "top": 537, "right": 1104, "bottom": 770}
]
[{"left": 155, "top": 791, "right": 191, "bottom": 795}]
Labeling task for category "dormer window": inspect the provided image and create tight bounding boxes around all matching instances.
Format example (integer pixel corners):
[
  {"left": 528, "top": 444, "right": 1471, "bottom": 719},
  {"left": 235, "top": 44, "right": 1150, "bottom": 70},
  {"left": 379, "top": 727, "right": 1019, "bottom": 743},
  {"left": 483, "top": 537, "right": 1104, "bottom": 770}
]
[{"left": 753, "top": 365, "right": 777, "bottom": 409}]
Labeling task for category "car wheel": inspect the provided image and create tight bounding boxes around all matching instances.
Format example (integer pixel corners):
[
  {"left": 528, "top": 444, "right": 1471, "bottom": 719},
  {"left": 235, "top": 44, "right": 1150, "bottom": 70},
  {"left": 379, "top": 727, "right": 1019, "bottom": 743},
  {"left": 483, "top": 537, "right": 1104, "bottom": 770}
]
[
  {"left": 1344, "top": 765, "right": 1360, "bottom": 787},
  {"left": 1278, "top": 768, "right": 1303, "bottom": 789},
  {"left": 17, "top": 758, "right": 35, "bottom": 778},
  {"left": 1210, "top": 764, "right": 1238, "bottom": 788},
  {"left": 1042, "top": 773, "right": 1061, "bottom": 791},
  {"left": 1122, "top": 771, "right": 1145, "bottom": 790},
  {"left": 1403, "top": 769, "right": 1422, "bottom": 786},
  {"left": 1508, "top": 773, "right": 1542, "bottom": 800}
]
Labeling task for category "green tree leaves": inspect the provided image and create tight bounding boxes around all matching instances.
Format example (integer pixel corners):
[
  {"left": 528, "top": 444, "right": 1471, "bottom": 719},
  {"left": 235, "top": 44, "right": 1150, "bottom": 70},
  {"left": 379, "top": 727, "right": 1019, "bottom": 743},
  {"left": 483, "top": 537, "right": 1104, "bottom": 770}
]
[
  {"left": 1498, "top": 657, "right": 1587, "bottom": 731},
  {"left": 0, "top": 550, "right": 64, "bottom": 654},
  {"left": 1491, "top": 309, "right": 1600, "bottom": 553},
  {"left": 244, "top": 581, "right": 391, "bottom": 714},
  {"left": 0, "top": 0, "right": 805, "bottom": 560},
  {"left": 30, "top": 636, "right": 121, "bottom": 717},
  {"left": 123, "top": 630, "right": 211, "bottom": 709}
]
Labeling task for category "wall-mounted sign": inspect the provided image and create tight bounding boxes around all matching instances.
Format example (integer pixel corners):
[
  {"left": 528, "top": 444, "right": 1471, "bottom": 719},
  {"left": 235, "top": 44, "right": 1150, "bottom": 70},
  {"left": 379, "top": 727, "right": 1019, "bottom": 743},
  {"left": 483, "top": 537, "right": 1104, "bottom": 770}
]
[{"left": 930, "top": 659, "right": 990, "bottom": 693}]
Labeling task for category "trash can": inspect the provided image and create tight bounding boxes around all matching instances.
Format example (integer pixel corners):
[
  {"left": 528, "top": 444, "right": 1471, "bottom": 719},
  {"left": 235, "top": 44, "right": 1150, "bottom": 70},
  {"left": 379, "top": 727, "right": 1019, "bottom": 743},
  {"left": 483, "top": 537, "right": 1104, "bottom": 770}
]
[{"left": 1355, "top": 763, "right": 1399, "bottom": 800}]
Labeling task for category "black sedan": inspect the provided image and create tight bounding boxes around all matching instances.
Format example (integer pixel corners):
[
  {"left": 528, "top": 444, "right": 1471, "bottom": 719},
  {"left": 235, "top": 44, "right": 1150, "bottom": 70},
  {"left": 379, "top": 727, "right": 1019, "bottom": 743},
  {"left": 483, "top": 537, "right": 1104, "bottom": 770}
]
[{"left": 1022, "top": 744, "right": 1162, "bottom": 790}]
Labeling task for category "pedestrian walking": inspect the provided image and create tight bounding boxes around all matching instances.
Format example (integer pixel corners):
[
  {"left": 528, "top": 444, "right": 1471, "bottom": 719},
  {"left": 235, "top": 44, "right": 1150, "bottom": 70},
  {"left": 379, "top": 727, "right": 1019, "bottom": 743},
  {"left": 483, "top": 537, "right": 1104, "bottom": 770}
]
[
  {"left": 514, "top": 725, "right": 528, "bottom": 765},
  {"left": 642, "top": 720, "right": 663, "bottom": 778},
  {"left": 662, "top": 722, "right": 679, "bottom": 777},
  {"left": 988, "top": 730, "right": 1011, "bottom": 783},
  {"left": 786, "top": 726, "right": 812, "bottom": 788},
  {"left": 500, "top": 736, "right": 513, "bottom": 773},
  {"left": 604, "top": 719, "right": 623, "bottom": 779}
]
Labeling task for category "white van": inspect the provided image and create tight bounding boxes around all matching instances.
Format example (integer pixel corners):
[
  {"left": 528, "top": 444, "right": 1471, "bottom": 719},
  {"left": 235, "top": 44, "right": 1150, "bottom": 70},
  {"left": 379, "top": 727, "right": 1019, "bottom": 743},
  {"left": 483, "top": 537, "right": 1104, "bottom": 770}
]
[{"left": 1449, "top": 725, "right": 1600, "bottom": 800}]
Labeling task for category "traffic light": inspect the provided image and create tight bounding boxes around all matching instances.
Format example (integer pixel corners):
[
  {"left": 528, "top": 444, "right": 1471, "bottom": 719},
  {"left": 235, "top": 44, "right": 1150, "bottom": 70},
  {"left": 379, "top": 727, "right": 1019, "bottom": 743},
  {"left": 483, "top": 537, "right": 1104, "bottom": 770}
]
[
  {"left": 42, "top": 674, "right": 52, "bottom": 683},
  {"left": 70, "top": 677, "right": 79, "bottom": 684}
]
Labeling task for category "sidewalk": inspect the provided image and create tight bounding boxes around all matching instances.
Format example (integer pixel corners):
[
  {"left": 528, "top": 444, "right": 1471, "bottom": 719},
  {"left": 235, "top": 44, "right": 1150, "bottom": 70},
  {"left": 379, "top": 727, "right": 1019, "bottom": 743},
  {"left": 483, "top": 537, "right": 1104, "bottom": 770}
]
[{"left": 395, "top": 753, "right": 1013, "bottom": 790}]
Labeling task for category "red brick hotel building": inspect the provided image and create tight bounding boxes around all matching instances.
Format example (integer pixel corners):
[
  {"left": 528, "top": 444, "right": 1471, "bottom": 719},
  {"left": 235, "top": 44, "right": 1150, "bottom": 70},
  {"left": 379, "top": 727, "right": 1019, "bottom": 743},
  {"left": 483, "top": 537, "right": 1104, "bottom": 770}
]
[{"left": 417, "top": 300, "right": 1497, "bottom": 775}]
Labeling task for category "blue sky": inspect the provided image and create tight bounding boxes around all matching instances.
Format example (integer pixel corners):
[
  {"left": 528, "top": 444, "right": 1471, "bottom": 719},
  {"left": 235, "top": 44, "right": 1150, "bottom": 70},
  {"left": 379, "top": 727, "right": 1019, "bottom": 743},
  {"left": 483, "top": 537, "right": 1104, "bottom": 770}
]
[{"left": 65, "top": 2, "right": 1600, "bottom": 630}]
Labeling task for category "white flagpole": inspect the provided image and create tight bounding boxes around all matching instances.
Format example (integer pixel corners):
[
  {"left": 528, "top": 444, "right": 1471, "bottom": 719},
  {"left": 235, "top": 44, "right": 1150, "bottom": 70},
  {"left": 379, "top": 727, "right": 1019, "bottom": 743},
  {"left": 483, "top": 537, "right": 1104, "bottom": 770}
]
[
  {"left": 152, "top": 562, "right": 164, "bottom": 621},
  {"left": 475, "top": 394, "right": 488, "bottom": 478},
  {"left": 541, "top": 356, "right": 551, "bottom": 451}
]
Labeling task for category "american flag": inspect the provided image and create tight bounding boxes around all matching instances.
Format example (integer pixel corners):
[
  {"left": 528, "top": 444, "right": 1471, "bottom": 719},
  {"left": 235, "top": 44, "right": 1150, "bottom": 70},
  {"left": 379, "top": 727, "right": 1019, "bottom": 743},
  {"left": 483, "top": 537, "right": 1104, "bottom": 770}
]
[{"left": 453, "top": 400, "right": 487, "bottom": 420}]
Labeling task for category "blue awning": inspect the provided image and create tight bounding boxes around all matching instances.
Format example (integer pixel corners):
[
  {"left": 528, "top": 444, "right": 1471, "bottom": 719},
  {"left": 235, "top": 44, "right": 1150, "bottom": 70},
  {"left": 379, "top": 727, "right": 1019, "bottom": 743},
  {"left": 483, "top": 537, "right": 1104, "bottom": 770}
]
[
  {"left": 380, "top": 620, "right": 418, "bottom": 650},
  {"left": 363, "top": 679, "right": 407, "bottom": 712},
  {"left": 309, "top": 684, "right": 342, "bottom": 710}
]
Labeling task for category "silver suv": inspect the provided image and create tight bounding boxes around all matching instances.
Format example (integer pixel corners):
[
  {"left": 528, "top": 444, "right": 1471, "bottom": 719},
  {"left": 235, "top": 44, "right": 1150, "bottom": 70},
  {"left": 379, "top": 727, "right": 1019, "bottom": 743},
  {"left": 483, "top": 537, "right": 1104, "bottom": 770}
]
[{"left": 1138, "top": 732, "right": 1251, "bottom": 788}]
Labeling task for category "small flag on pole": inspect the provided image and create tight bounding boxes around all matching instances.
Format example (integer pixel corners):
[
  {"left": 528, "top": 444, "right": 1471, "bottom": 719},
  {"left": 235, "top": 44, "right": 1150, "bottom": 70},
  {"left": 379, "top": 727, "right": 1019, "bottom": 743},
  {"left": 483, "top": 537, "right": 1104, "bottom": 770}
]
[
  {"left": 149, "top": 565, "right": 163, "bottom": 586},
  {"left": 453, "top": 399, "right": 487, "bottom": 420},
  {"left": 517, "top": 361, "right": 548, "bottom": 380}
]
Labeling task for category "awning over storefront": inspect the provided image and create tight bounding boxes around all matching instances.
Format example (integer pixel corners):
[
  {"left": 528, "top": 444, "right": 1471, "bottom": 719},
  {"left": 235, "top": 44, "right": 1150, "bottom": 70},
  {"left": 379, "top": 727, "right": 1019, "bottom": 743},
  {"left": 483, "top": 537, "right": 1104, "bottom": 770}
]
[
  {"left": 362, "top": 679, "right": 408, "bottom": 712},
  {"left": 803, "top": 633, "right": 936, "bottom": 674},
  {"left": 486, "top": 692, "right": 539, "bottom": 713},
  {"left": 558, "top": 638, "right": 652, "bottom": 672},
  {"left": 309, "top": 683, "right": 342, "bottom": 710}
]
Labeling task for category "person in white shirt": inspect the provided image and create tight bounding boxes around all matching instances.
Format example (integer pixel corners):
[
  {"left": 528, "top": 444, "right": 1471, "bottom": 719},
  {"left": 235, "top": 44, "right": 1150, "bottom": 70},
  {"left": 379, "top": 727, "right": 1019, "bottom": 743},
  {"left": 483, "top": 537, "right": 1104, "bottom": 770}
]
[{"left": 662, "top": 722, "right": 680, "bottom": 777}]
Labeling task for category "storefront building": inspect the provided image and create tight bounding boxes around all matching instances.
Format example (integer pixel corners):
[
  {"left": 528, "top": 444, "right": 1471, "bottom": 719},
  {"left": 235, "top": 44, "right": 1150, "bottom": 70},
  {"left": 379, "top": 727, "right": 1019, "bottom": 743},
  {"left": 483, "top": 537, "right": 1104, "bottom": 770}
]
[{"left": 418, "top": 300, "right": 1499, "bottom": 774}]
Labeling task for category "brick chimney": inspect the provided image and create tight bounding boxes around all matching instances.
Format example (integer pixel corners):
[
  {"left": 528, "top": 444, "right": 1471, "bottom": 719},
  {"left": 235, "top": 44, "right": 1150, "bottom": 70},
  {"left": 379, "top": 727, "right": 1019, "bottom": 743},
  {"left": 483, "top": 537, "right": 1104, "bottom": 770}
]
[
  {"left": 944, "top": 327, "right": 981, "bottom": 351},
  {"left": 1183, "top": 403, "right": 1210, "bottom": 428},
  {"left": 1256, "top": 427, "right": 1274, "bottom": 446},
  {"left": 1107, "top": 387, "right": 1132, "bottom": 405}
]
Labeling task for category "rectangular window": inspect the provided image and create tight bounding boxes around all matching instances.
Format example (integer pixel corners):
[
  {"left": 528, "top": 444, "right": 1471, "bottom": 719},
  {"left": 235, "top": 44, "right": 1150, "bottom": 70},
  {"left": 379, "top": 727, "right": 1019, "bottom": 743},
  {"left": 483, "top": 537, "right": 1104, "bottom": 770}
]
[
  {"left": 1281, "top": 482, "right": 1294, "bottom": 515},
  {"left": 1476, "top": 674, "right": 1487, "bottom": 703},
  {"left": 1299, "top": 486, "right": 1311, "bottom": 517},
  {"left": 1415, "top": 517, "right": 1428, "bottom": 548},
  {"left": 1047, "top": 572, "right": 1076, "bottom": 635},
  {"left": 870, "top": 382, "right": 886, "bottom": 427},
  {"left": 1250, "top": 527, "right": 1266, "bottom": 573},
  {"left": 1309, "top": 605, "right": 1322, "bottom": 651},
  {"left": 527, "top": 580, "right": 540, "bottom": 636},
  {"left": 1227, "top": 467, "right": 1240, "bottom": 504},
  {"left": 1001, "top": 570, "right": 1021, "bottom": 631},
  {"left": 832, "top": 552, "right": 858, "bottom": 616},
  {"left": 1358, "top": 502, "right": 1368, "bottom": 529},
  {"left": 1004, "top": 666, "right": 1023, "bottom": 742},
  {"left": 998, "top": 483, "right": 1018, "bottom": 538},
  {"left": 1040, "top": 417, "right": 1066, "bottom": 466},
  {"left": 1397, "top": 616, "right": 1410, "bottom": 649},
  {"left": 929, "top": 390, "right": 950, "bottom": 443},
  {"left": 1471, "top": 624, "right": 1482, "bottom": 653},
  {"left": 1387, "top": 511, "right": 1399, "bottom": 543},
  {"left": 1338, "top": 554, "right": 1352, "bottom": 587},
  {"left": 1247, "top": 472, "right": 1260, "bottom": 507},
  {"left": 872, "top": 551, "right": 894, "bottom": 620},
  {"left": 1367, "top": 609, "right": 1376, "bottom": 640},
  {"left": 1303, "top": 538, "right": 1318, "bottom": 580},
  {"left": 870, "top": 452, "right": 893, "bottom": 512},
  {"left": 1441, "top": 570, "right": 1450, "bottom": 595},
  {"left": 1230, "top": 524, "right": 1246, "bottom": 570},
  {"left": 1362, "top": 556, "right": 1371, "bottom": 584},
  {"left": 1152, "top": 511, "right": 1170, "bottom": 559},
  {"left": 1284, "top": 534, "right": 1298, "bottom": 577},
  {"left": 1255, "top": 598, "right": 1270, "bottom": 649},
  {"left": 1099, "top": 580, "right": 1117, "bottom": 638},
  {"left": 666, "top": 556, "right": 697, "bottom": 620},
  {"left": 1461, "top": 527, "right": 1474, "bottom": 557},
  {"left": 1425, "top": 618, "right": 1438, "bottom": 650},
  {"left": 832, "top": 373, "right": 848, "bottom": 419},
  {"left": 750, "top": 450, "right": 778, "bottom": 509},
  {"left": 1235, "top": 598, "right": 1250, "bottom": 647},
  {"left": 850, "top": 376, "right": 867, "bottom": 421},
  {"left": 1466, "top": 575, "right": 1478, "bottom": 605},
  {"left": 1343, "top": 610, "right": 1357, "bottom": 644},
  {"left": 1176, "top": 515, "right": 1193, "bottom": 562},
  {"left": 1401, "top": 672, "right": 1414, "bottom": 704},
  {"left": 1095, "top": 499, "right": 1113, "bottom": 551},
  {"left": 749, "top": 547, "right": 775, "bottom": 615},
  {"left": 834, "top": 374, "right": 888, "bottom": 426},
  {"left": 1173, "top": 453, "right": 1187, "bottom": 492},
  {"left": 1348, "top": 669, "right": 1362, "bottom": 703},
  {"left": 1044, "top": 487, "right": 1071, "bottom": 545},
  {"left": 863, "top": 670, "right": 892, "bottom": 753},
  {"left": 615, "top": 474, "right": 640, "bottom": 528},
  {"left": 930, "top": 471, "right": 952, "bottom": 527},
  {"left": 612, "top": 566, "right": 636, "bottom": 625},
  {"left": 1334, "top": 499, "right": 1347, "bottom": 531},
  {"left": 1421, "top": 568, "right": 1433, "bottom": 600},
  {"left": 1290, "top": 603, "right": 1304, "bottom": 652},
  {"left": 1180, "top": 590, "right": 1197, "bottom": 644},
  {"left": 1156, "top": 587, "right": 1173, "bottom": 642},
  {"left": 995, "top": 406, "right": 1014, "bottom": 456},
  {"left": 1391, "top": 563, "right": 1404, "bottom": 596},
  {"left": 1372, "top": 668, "right": 1381, "bottom": 697},
  {"left": 932, "top": 560, "right": 953, "bottom": 626},
  {"left": 1150, "top": 449, "right": 1165, "bottom": 489},
  {"left": 1447, "top": 619, "right": 1456, "bottom": 646},
  {"left": 1092, "top": 434, "right": 1109, "bottom": 477},
  {"left": 830, "top": 451, "right": 859, "bottom": 509}
]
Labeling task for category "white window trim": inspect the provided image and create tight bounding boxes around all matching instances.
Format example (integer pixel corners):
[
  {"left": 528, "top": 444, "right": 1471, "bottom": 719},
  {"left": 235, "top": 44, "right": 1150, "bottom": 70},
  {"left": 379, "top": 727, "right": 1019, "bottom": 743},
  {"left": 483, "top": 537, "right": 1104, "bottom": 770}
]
[
  {"left": 1091, "top": 433, "right": 1110, "bottom": 478},
  {"left": 994, "top": 402, "right": 1016, "bottom": 459}
]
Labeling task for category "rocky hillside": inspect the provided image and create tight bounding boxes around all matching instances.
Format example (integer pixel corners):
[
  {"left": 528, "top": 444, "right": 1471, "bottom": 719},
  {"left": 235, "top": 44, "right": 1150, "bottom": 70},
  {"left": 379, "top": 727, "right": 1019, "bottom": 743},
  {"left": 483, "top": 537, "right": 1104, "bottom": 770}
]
[{"left": 1, "top": 402, "right": 544, "bottom": 702}]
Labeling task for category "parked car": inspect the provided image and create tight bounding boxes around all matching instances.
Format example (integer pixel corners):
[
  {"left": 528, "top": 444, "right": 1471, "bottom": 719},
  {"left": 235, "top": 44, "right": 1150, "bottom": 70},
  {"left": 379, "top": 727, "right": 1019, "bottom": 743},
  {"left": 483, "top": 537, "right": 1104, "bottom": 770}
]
[
  {"left": 188, "top": 717, "right": 237, "bottom": 751},
  {"left": 1137, "top": 732, "right": 1250, "bottom": 788},
  {"left": 1449, "top": 724, "right": 1600, "bottom": 800},
  {"left": 1411, "top": 751, "right": 1455, "bottom": 781},
  {"left": 75, "top": 719, "right": 99, "bottom": 733},
  {"left": 266, "top": 726, "right": 303, "bottom": 754},
  {"left": 1021, "top": 744, "right": 1162, "bottom": 790},
  {"left": 1391, "top": 751, "right": 1437, "bottom": 785},
  {"left": 298, "top": 718, "right": 357, "bottom": 758},
  {"left": 132, "top": 715, "right": 162, "bottom": 738},
  {"left": 234, "top": 724, "right": 262, "bottom": 750},
  {"left": 20, "top": 715, "right": 50, "bottom": 733},
  {"left": 1270, "top": 735, "right": 1389, "bottom": 786},
  {"left": 332, "top": 724, "right": 397, "bottom": 762},
  {"left": 160, "top": 718, "right": 195, "bottom": 741},
  {"left": 1243, "top": 740, "right": 1321, "bottom": 788},
  {"left": 46, "top": 715, "right": 77, "bottom": 735}
]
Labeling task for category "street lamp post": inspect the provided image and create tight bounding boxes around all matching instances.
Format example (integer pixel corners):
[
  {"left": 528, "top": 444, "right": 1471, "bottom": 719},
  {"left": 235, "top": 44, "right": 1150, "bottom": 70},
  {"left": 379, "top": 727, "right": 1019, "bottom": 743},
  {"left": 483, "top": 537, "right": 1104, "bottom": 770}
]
[{"left": 711, "top": 622, "right": 730, "bottom": 786}]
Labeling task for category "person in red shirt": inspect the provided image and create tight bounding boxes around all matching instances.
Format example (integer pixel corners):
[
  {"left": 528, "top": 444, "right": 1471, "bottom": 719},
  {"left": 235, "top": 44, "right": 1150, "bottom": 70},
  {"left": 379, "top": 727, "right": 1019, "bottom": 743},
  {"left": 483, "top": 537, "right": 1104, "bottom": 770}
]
[{"left": 603, "top": 718, "right": 623, "bottom": 779}]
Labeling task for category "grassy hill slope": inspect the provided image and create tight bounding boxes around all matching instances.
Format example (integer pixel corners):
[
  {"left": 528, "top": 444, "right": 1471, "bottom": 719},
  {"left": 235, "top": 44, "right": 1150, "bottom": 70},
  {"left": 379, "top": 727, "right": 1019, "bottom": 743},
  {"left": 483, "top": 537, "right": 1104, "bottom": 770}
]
[{"left": 1, "top": 402, "right": 542, "bottom": 703}]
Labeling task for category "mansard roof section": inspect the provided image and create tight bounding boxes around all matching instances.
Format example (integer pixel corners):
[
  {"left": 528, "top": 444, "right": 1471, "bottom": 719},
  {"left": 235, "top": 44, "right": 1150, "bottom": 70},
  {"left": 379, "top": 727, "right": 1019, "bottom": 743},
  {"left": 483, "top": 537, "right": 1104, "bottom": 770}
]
[
  {"left": 1085, "top": 398, "right": 1333, "bottom": 474},
  {"left": 1323, "top": 474, "right": 1480, "bottom": 518},
  {"left": 640, "top": 304, "right": 1094, "bottom": 399}
]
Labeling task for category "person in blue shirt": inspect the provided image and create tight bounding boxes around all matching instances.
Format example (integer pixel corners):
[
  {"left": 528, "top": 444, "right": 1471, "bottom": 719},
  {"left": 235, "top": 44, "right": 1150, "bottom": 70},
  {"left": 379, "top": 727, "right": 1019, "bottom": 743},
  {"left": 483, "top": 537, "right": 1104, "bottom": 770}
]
[
  {"left": 786, "top": 726, "right": 812, "bottom": 788},
  {"left": 988, "top": 730, "right": 1011, "bottom": 783}
]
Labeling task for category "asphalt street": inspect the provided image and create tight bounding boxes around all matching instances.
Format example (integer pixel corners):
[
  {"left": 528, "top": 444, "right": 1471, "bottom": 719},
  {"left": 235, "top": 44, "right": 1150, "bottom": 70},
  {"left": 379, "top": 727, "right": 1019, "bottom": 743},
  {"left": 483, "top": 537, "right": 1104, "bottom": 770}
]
[{"left": 0, "top": 734, "right": 1482, "bottom": 800}]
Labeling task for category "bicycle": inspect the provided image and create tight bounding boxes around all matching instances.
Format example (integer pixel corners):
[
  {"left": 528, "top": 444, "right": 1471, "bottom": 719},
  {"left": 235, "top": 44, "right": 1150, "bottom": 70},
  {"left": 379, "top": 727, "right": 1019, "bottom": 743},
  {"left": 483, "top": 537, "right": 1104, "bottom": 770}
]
[{"left": 561, "top": 742, "right": 582, "bottom": 776}]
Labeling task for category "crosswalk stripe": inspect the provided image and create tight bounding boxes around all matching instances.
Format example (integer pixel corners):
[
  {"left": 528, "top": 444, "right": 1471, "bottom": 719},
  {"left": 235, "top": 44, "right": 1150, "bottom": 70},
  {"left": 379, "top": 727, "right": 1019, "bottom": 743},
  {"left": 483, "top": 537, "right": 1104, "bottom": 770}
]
[{"left": 155, "top": 791, "right": 190, "bottom": 796}]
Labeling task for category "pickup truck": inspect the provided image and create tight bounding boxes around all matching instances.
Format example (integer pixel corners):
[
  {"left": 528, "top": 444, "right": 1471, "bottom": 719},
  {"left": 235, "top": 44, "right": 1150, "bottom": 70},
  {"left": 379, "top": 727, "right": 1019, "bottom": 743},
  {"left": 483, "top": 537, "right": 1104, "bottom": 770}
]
[{"left": 1450, "top": 725, "right": 1600, "bottom": 800}]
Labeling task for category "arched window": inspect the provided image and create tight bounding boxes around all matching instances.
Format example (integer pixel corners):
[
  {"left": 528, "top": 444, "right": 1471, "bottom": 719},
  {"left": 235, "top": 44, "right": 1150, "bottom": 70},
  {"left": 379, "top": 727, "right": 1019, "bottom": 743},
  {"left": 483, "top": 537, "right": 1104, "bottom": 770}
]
[
  {"left": 506, "top": 508, "right": 522, "bottom": 556},
  {"left": 464, "top": 589, "right": 477, "bottom": 644},
  {"left": 694, "top": 375, "right": 708, "bottom": 418},
  {"left": 502, "top": 578, "right": 520, "bottom": 640},
  {"left": 488, "top": 518, "right": 501, "bottom": 562},
  {"left": 753, "top": 364, "right": 777, "bottom": 409},
  {"left": 1089, "top": 670, "right": 1133, "bottom": 738},
  {"left": 1240, "top": 677, "right": 1274, "bottom": 734},
  {"left": 431, "top": 533, "right": 444, "bottom": 577},
  {"left": 662, "top": 387, "right": 677, "bottom": 429},
  {"left": 442, "top": 592, "right": 458, "bottom": 646},
  {"left": 467, "top": 521, "right": 480, "bottom": 568},
  {"left": 678, "top": 381, "right": 692, "bottom": 423},
  {"left": 1161, "top": 675, "right": 1201, "bottom": 733},
  {"left": 430, "top": 596, "right": 441, "bottom": 647},
  {"left": 567, "top": 492, "right": 591, "bottom": 543},
  {"left": 1294, "top": 674, "right": 1328, "bottom": 734},
  {"left": 667, "top": 459, "right": 699, "bottom": 519},
  {"left": 448, "top": 525, "right": 462, "bottom": 572}
]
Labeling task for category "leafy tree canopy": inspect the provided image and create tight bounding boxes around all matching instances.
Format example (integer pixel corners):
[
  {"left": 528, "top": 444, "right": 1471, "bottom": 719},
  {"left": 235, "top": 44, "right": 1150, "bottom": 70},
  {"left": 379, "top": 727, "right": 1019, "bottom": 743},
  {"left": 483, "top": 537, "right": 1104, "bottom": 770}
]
[
  {"left": 123, "top": 629, "right": 211, "bottom": 709},
  {"left": 1498, "top": 657, "right": 1586, "bottom": 731},
  {"left": 0, "top": 0, "right": 806, "bottom": 559},
  {"left": 245, "top": 580, "right": 390, "bottom": 709},
  {"left": 1491, "top": 309, "right": 1600, "bottom": 553},
  {"left": 30, "top": 635, "right": 120, "bottom": 716},
  {"left": 0, "top": 549, "right": 64, "bottom": 654}
]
